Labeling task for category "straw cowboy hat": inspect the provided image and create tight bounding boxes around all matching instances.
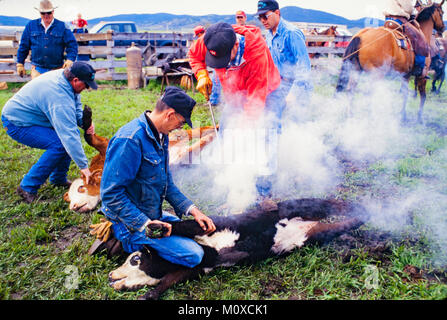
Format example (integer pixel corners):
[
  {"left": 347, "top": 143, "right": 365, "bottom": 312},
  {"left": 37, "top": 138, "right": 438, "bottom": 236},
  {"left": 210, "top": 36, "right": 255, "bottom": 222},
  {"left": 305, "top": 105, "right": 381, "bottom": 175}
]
[{"left": 34, "top": 0, "right": 57, "bottom": 13}]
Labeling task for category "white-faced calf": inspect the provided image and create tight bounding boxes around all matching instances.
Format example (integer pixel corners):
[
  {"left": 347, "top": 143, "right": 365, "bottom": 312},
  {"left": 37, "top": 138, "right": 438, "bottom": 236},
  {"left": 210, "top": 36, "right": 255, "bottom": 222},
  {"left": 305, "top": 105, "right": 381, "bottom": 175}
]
[
  {"left": 109, "top": 198, "right": 368, "bottom": 300},
  {"left": 64, "top": 105, "right": 108, "bottom": 213}
]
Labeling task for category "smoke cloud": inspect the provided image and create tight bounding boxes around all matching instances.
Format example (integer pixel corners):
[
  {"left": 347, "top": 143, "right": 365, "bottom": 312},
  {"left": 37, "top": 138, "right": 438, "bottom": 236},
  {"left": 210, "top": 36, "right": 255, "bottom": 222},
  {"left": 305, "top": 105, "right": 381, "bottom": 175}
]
[{"left": 172, "top": 59, "right": 447, "bottom": 266}]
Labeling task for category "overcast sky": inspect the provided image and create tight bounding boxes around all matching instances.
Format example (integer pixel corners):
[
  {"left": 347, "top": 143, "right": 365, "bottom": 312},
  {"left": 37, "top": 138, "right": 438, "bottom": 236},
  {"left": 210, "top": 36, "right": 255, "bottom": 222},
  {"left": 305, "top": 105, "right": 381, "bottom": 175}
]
[{"left": 0, "top": 0, "right": 398, "bottom": 21}]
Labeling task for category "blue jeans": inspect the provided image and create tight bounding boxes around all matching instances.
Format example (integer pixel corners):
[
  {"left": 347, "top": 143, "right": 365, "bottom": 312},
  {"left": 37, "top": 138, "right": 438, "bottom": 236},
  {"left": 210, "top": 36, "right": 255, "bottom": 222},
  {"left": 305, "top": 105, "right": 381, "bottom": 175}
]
[
  {"left": 111, "top": 212, "right": 204, "bottom": 268},
  {"left": 255, "top": 80, "right": 294, "bottom": 198},
  {"left": 209, "top": 72, "right": 222, "bottom": 105},
  {"left": 2, "top": 115, "right": 72, "bottom": 194}
]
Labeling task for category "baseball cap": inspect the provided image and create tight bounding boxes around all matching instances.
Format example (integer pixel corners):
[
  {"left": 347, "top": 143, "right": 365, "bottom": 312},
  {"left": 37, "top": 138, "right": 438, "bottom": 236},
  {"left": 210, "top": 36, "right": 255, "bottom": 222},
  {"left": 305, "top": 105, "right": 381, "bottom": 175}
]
[
  {"left": 203, "top": 22, "right": 236, "bottom": 69},
  {"left": 161, "top": 86, "right": 196, "bottom": 128},
  {"left": 256, "top": 0, "right": 279, "bottom": 16},
  {"left": 194, "top": 25, "right": 205, "bottom": 37},
  {"left": 236, "top": 10, "right": 246, "bottom": 17},
  {"left": 70, "top": 61, "right": 98, "bottom": 90}
]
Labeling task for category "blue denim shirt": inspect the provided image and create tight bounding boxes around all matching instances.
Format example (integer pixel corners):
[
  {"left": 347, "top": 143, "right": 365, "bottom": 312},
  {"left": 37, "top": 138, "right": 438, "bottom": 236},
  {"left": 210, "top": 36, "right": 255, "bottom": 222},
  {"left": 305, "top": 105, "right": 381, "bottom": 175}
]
[
  {"left": 1, "top": 69, "right": 88, "bottom": 169},
  {"left": 265, "top": 18, "right": 311, "bottom": 85},
  {"left": 17, "top": 18, "right": 78, "bottom": 69},
  {"left": 100, "top": 112, "right": 194, "bottom": 233}
]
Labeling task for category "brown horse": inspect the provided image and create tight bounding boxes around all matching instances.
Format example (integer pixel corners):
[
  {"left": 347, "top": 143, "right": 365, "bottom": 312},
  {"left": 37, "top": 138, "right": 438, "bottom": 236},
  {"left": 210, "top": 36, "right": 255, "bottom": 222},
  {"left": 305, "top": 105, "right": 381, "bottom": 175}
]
[
  {"left": 308, "top": 26, "right": 338, "bottom": 59},
  {"left": 336, "top": 1, "right": 445, "bottom": 124}
]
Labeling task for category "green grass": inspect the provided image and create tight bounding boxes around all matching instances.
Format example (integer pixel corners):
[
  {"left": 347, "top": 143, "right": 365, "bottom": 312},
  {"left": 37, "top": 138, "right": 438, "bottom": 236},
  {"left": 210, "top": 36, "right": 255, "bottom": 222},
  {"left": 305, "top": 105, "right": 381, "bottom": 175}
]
[{"left": 0, "top": 76, "right": 446, "bottom": 300}]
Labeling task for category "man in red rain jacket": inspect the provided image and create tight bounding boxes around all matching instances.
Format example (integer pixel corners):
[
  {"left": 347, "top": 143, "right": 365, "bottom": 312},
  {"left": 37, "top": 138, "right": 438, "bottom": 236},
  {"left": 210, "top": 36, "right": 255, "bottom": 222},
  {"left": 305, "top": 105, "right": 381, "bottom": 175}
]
[
  {"left": 189, "top": 22, "right": 280, "bottom": 119},
  {"left": 189, "top": 22, "right": 281, "bottom": 208}
]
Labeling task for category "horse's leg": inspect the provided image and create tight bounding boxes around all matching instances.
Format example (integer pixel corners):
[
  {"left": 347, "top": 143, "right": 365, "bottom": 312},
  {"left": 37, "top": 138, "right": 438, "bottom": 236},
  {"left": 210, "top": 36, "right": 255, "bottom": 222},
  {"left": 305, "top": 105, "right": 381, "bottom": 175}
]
[
  {"left": 437, "top": 69, "right": 445, "bottom": 94},
  {"left": 400, "top": 76, "right": 410, "bottom": 123},
  {"left": 336, "top": 37, "right": 361, "bottom": 93},
  {"left": 417, "top": 77, "right": 427, "bottom": 124},
  {"left": 413, "top": 77, "right": 418, "bottom": 98},
  {"left": 432, "top": 73, "right": 438, "bottom": 93}
]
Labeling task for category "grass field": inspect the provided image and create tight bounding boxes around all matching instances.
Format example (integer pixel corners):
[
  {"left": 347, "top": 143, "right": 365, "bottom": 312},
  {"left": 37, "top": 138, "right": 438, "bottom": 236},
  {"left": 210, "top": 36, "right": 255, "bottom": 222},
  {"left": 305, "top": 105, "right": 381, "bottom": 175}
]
[{"left": 1, "top": 73, "right": 447, "bottom": 300}]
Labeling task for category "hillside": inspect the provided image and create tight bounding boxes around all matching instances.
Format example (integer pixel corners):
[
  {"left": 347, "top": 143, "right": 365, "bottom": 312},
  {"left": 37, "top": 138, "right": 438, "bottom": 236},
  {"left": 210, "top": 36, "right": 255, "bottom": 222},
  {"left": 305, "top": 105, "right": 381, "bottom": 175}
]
[
  {"left": 0, "top": 6, "right": 383, "bottom": 31},
  {"left": 0, "top": 15, "right": 32, "bottom": 26}
]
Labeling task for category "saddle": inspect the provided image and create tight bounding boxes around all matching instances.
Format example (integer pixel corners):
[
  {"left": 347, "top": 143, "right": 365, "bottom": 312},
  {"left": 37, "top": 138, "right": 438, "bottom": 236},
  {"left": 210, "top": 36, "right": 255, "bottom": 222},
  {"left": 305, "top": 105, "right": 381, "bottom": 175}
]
[{"left": 384, "top": 18, "right": 413, "bottom": 51}]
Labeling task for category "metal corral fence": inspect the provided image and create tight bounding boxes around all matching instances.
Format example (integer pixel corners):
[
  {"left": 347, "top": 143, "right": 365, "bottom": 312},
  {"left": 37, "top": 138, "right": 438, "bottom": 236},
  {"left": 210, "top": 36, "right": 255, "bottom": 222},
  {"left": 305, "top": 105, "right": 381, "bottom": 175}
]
[{"left": 0, "top": 31, "right": 351, "bottom": 83}]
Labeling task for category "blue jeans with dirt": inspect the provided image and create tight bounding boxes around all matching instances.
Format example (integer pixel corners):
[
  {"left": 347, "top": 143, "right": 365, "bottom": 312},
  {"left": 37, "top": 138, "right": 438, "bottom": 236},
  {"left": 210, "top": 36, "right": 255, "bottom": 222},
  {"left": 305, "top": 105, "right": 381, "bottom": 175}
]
[
  {"left": 110, "top": 211, "right": 204, "bottom": 268},
  {"left": 2, "top": 115, "right": 72, "bottom": 194}
]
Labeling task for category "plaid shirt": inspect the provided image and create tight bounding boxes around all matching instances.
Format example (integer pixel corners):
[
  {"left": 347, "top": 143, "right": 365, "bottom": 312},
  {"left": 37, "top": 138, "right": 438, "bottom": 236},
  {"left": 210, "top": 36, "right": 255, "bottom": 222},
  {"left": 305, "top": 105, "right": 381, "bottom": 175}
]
[{"left": 228, "top": 34, "right": 246, "bottom": 68}]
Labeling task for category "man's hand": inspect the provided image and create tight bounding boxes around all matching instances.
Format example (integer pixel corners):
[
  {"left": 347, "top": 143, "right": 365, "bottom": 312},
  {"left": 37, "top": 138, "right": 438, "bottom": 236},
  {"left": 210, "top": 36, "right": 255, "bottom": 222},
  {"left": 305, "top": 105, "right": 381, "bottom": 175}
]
[
  {"left": 86, "top": 122, "right": 95, "bottom": 135},
  {"left": 189, "top": 207, "right": 216, "bottom": 234},
  {"left": 147, "top": 220, "right": 172, "bottom": 238},
  {"left": 62, "top": 59, "right": 74, "bottom": 69},
  {"left": 196, "top": 69, "right": 213, "bottom": 101},
  {"left": 81, "top": 168, "right": 92, "bottom": 185},
  {"left": 16, "top": 63, "right": 25, "bottom": 77}
]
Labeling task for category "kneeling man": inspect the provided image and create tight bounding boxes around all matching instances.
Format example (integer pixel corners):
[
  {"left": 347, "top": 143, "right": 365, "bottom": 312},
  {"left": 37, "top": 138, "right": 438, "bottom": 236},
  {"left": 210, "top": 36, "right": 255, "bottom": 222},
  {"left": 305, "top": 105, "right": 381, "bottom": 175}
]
[{"left": 98, "top": 86, "right": 215, "bottom": 267}]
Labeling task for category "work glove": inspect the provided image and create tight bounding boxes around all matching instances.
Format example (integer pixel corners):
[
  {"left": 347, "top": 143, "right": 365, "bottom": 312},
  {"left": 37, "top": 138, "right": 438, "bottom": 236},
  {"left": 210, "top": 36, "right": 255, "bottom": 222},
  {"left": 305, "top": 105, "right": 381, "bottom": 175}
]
[
  {"left": 89, "top": 218, "right": 113, "bottom": 242},
  {"left": 16, "top": 63, "right": 25, "bottom": 77},
  {"left": 62, "top": 59, "right": 74, "bottom": 69},
  {"left": 196, "top": 69, "right": 213, "bottom": 101},
  {"left": 180, "top": 74, "right": 192, "bottom": 91}
]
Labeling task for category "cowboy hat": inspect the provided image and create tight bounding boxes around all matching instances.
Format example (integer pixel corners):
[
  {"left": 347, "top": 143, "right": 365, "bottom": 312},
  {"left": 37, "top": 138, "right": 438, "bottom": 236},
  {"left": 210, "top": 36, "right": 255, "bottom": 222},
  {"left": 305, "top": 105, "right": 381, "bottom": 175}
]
[{"left": 34, "top": 0, "right": 57, "bottom": 13}]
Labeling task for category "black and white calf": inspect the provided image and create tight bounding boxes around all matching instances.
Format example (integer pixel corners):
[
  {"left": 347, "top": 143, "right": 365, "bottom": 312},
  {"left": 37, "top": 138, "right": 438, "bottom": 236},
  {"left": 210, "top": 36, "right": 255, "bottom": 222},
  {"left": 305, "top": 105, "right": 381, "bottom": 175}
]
[{"left": 109, "top": 198, "right": 368, "bottom": 300}]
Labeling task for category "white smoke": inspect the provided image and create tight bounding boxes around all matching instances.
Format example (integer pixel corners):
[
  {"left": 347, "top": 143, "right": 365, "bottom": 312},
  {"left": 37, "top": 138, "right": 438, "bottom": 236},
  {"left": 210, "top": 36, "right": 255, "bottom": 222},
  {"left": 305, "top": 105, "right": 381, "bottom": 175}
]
[{"left": 171, "top": 59, "right": 447, "bottom": 265}]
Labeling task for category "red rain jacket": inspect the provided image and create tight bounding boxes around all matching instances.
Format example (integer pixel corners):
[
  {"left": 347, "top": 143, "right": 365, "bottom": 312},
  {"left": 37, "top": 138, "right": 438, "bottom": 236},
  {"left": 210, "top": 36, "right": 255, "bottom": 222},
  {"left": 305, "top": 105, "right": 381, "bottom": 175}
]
[{"left": 189, "top": 24, "right": 280, "bottom": 118}]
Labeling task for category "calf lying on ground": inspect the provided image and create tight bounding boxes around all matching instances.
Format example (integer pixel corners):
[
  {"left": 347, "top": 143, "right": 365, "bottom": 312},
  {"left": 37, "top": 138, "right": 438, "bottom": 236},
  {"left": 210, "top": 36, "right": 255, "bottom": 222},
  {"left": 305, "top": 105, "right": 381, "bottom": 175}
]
[
  {"left": 64, "top": 105, "right": 218, "bottom": 213},
  {"left": 109, "top": 198, "right": 368, "bottom": 300}
]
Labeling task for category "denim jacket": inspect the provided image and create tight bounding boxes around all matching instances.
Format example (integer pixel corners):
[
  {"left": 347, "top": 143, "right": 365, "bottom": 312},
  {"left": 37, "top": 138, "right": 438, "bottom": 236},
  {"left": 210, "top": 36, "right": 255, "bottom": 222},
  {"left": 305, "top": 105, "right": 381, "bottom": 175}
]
[
  {"left": 265, "top": 18, "right": 311, "bottom": 84},
  {"left": 17, "top": 18, "right": 78, "bottom": 69},
  {"left": 100, "top": 112, "right": 194, "bottom": 233}
]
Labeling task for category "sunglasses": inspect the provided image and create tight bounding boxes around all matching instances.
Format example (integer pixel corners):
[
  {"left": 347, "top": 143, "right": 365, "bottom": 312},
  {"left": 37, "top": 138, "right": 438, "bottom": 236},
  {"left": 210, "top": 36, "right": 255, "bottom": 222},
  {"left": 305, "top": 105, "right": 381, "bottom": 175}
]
[
  {"left": 257, "top": 11, "right": 274, "bottom": 21},
  {"left": 236, "top": 16, "right": 245, "bottom": 19},
  {"left": 40, "top": 11, "right": 54, "bottom": 16}
]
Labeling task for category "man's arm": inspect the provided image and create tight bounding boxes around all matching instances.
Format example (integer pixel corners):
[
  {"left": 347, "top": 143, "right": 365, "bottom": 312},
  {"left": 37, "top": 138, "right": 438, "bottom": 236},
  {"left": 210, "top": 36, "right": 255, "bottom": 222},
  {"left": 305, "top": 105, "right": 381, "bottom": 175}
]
[
  {"left": 288, "top": 29, "right": 311, "bottom": 82},
  {"left": 63, "top": 27, "right": 78, "bottom": 63},
  {"left": 45, "top": 102, "right": 89, "bottom": 170},
  {"left": 100, "top": 137, "right": 150, "bottom": 232},
  {"left": 188, "top": 37, "right": 208, "bottom": 76},
  {"left": 188, "top": 38, "right": 213, "bottom": 100},
  {"left": 17, "top": 24, "right": 31, "bottom": 65}
]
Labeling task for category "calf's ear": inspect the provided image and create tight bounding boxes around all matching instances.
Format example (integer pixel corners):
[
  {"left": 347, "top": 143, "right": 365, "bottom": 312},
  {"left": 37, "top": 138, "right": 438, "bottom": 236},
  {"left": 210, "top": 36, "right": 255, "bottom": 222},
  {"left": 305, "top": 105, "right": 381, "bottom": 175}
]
[
  {"left": 63, "top": 192, "right": 70, "bottom": 202},
  {"left": 90, "top": 169, "right": 102, "bottom": 186}
]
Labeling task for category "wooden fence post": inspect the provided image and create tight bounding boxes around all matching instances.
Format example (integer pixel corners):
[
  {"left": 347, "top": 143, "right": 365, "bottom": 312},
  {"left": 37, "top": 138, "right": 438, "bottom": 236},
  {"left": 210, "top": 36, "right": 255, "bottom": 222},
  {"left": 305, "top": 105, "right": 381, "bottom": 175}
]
[{"left": 106, "top": 30, "right": 115, "bottom": 77}]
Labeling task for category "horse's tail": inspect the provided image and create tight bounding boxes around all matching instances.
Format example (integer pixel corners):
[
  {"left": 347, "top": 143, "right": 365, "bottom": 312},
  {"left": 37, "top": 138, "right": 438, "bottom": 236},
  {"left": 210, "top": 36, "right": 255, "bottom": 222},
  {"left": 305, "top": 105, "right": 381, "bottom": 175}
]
[{"left": 336, "top": 37, "right": 362, "bottom": 92}]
